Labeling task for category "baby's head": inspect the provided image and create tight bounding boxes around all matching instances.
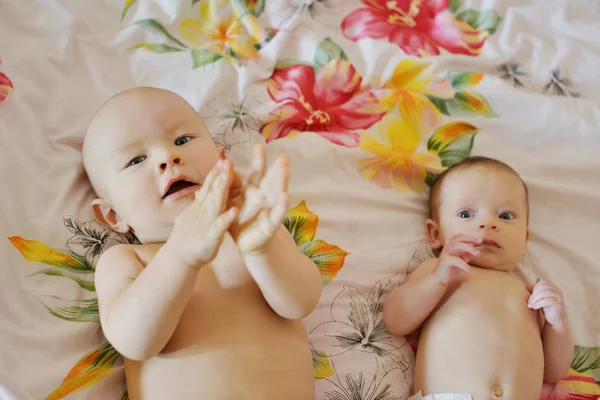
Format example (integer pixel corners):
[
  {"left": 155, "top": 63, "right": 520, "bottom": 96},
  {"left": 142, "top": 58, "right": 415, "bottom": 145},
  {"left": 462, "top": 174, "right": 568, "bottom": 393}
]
[
  {"left": 425, "top": 156, "right": 530, "bottom": 271},
  {"left": 83, "top": 87, "right": 224, "bottom": 243}
]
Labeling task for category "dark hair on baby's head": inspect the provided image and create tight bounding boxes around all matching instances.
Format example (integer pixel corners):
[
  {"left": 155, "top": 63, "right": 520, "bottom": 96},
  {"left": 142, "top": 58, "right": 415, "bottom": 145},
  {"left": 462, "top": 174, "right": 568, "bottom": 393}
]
[{"left": 428, "top": 156, "right": 529, "bottom": 221}]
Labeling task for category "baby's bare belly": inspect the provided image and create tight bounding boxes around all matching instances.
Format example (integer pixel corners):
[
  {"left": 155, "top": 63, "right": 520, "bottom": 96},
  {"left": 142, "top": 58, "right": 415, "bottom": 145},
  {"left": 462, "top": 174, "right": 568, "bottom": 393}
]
[
  {"left": 125, "top": 266, "right": 314, "bottom": 400},
  {"left": 415, "top": 268, "right": 544, "bottom": 400}
]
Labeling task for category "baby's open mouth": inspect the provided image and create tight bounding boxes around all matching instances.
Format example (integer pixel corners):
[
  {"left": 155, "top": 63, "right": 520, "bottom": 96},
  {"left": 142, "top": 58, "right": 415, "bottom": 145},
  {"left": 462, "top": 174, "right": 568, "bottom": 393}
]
[{"left": 163, "top": 180, "right": 197, "bottom": 199}]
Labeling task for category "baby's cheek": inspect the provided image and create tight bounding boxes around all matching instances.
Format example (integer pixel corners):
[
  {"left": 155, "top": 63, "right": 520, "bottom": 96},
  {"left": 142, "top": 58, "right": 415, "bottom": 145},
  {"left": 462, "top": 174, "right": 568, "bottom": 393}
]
[{"left": 125, "top": 181, "right": 157, "bottom": 215}]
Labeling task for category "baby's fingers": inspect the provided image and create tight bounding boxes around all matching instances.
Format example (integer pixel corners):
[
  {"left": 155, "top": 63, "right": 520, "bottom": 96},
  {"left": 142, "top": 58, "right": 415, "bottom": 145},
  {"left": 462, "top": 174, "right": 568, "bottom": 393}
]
[
  {"left": 204, "top": 170, "right": 233, "bottom": 217},
  {"left": 195, "top": 162, "right": 223, "bottom": 202},
  {"left": 246, "top": 144, "right": 266, "bottom": 188},
  {"left": 446, "top": 256, "right": 473, "bottom": 274},
  {"left": 528, "top": 289, "right": 562, "bottom": 308},
  {"left": 262, "top": 155, "right": 289, "bottom": 198},
  {"left": 529, "top": 297, "right": 560, "bottom": 310},
  {"left": 269, "top": 192, "right": 290, "bottom": 226},
  {"left": 446, "top": 242, "right": 480, "bottom": 258},
  {"left": 207, "top": 207, "right": 238, "bottom": 241},
  {"left": 448, "top": 234, "right": 482, "bottom": 245}
]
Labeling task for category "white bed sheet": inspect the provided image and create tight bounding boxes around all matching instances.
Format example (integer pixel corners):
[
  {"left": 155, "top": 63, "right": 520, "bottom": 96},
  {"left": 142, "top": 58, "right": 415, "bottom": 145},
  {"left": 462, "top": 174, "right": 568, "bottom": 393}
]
[{"left": 1, "top": 0, "right": 599, "bottom": 399}]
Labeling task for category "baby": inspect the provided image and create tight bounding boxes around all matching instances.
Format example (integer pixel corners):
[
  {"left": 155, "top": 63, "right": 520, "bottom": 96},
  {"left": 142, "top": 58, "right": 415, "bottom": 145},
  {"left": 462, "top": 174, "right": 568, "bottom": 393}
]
[
  {"left": 82, "top": 87, "right": 322, "bottom": 399},
  {"left": 384, "top": 157, "right": 574, "bottom": 400}
]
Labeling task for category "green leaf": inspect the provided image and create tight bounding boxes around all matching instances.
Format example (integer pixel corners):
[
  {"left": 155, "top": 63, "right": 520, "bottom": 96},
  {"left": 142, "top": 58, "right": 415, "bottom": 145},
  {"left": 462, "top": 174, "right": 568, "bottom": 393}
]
[
  {"left": 425, "top": 95, "right": 451, "bottom": 116},
  {"left": 425, "top": 171, "right": 440, "bottom": 188},
  {"left": 275, "top": 59, "right": 317, "bottom": 75},
  {"left": 426, "top": 91, "right": 495, "bottom": 118},
  {"left": 448, "top": 71, "right": 484, "bottom": 89},
  {"left": 448, "top": 0, "right": 463, "bottom": 13},
  {"left": 125, "top": 19, "right": 187, "bottom": 48},
  {"left": 30, "top": 268, "right": 95, "bottom": 292},
  {"left": 256, "top": 27, "right": 277, "bottom": 50},
  {"left": 248, "top": 0, "right": 265, "bottom": 16},
  {"left": 454, "top": 91, "right": 496, "bottom": 117},
  {"left": 313, "top": 38, "right": 347, "bottom": 67},
  {"left": 45, "top": 342, "right": 121, "bottom": 400},
  {"left": 191, "top": 49, "right": 222, "bottom": 68},
  {"left": 572, "top": 345, "right": 600, "bottom": 382},
  {"left": 35, "top": 297, "right": 100, "bottom": 323},
  {"left": 299, "top": 240, "right": 348, "bottom": 286},
  {"left": 284, "top": 201, "right": 318, "bottom": 246},
  {"left": 438, "top": 133, "right": 477, "bottom": 167},
  {"left": 456, "top": 9, "right": 502, "bottom": 35},
  {"left": 121, "top": 0, "right": 137, "bottom": 21},
  {"left": 128, "top": 43, "right": 186, "bottom": 53},
  {"left": 427, "top": 121, "right": 478, "bottom": 168},
  {"left": 192, "top": 0, "right": 202, "bottom": 5},
  {"left": 8, "top": 237, "right": 94, "bottom": 273}
]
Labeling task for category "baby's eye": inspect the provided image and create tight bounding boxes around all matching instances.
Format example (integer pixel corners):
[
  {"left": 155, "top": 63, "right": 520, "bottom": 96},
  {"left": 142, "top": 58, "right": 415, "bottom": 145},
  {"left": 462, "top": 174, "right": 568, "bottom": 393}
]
[
  {"left": 175, "top": 136, "right": 192, "bottom": 146},
  {"left": 127, "top": 156, "right": 146, "bottom": 167},
  {"left": 499, "top": 212, "right": 515, "bottom": 220},
  {"left": 458, "top": 210, "right": 474, "bottom": 219}
]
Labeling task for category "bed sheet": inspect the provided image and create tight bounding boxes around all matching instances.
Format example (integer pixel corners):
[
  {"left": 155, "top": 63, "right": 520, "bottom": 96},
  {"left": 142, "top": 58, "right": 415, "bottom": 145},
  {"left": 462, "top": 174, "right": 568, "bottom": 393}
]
[{"left": 1, "top": 0, "right": 600, "bottom": 399}]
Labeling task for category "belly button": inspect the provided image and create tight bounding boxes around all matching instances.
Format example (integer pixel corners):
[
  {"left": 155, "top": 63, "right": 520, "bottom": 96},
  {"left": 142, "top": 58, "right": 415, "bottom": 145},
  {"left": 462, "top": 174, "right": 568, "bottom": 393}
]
[{"left": 491, "top": 386, "right": 504, "bottom": 398}]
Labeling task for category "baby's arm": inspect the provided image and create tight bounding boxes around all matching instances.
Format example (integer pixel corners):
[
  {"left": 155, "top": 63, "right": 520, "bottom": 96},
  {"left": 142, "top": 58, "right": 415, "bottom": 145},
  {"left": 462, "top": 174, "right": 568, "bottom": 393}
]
[
  {"left": 383, "top": 258, "right": 447, "bottom": 336},
  {"left": 96, "top": 161, "right": 238, "bottom": 361},
  {"left": 528, "top": 281, "right": 575, "bottom": 383},
  {"left": 242, "top": 226, "right": 322, "bottom": 320},
  {"left": 95, "top": 244, "right": 201, "bottom": 361},
  {"left": 541, "top": 320, "right": 574, "bottom": 382},
  {"left": 384, "top": 234, "right": 480, "bottom": 336},
  {"left": 228, "top": 145, "right": 321, "bottom": 319}
]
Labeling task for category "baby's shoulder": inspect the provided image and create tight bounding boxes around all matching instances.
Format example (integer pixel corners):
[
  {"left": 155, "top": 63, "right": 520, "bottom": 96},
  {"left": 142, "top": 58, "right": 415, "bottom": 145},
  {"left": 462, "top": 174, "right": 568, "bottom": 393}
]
[
  {"left": 97, "top": 242, "right": 160, "bottom": 271},
  {"left": 406, "top": 257, "right": 439, "bottom": 282}
]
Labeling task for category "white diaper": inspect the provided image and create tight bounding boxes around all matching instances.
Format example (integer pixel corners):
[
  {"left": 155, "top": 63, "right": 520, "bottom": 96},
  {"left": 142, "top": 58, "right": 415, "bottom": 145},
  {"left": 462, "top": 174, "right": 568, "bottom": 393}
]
[{"left": 408, "top": 391, "right": 473, "bottom": 400}]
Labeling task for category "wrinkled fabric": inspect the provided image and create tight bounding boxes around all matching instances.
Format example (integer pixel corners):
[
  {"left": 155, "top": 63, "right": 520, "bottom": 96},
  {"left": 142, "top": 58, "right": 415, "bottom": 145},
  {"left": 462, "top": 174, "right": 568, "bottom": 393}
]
[{"left": 1, "top": 0, "right": 600, "bottom": 399}]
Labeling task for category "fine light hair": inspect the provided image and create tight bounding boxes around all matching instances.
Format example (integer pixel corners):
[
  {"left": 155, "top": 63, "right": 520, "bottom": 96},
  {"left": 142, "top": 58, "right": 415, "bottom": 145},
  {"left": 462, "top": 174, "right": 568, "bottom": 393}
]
[{"left": 428, "top": 156, "right": 529, "bottom": 221}]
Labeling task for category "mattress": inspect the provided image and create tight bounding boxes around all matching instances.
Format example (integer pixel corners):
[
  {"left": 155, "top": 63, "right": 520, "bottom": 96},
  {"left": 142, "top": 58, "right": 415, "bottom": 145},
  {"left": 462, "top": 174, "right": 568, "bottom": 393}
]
[{"left": 1, "top": 0, "right": 599, "bottom": 399}]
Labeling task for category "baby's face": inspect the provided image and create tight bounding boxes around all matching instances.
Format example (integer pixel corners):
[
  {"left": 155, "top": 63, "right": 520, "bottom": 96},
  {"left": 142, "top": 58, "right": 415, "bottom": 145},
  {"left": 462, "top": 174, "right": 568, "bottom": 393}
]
[
  {"left": 433, "top": 167, "right": 529, "bottom": 270},
  {"left": 84, "top": 89, "right": 221, "bottom": 243}
]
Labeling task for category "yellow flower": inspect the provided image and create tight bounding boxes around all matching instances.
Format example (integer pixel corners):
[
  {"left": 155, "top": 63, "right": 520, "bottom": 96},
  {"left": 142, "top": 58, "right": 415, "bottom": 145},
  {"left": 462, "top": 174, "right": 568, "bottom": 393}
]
[
  {"left": 380, "top": 59, "right": 454, "bottom": 135},
  {"left": 357, "top": 118, "right": 443, "bottom": 193},
  {"left": 180, "top": 0, "right": 258, "bottom": 63}
]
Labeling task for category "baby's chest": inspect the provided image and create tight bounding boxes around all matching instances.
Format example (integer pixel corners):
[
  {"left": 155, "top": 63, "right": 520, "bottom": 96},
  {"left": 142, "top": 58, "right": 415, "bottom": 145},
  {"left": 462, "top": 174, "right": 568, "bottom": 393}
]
[{"left": 446, "top": 269, "right": 533, "bottom": 317}]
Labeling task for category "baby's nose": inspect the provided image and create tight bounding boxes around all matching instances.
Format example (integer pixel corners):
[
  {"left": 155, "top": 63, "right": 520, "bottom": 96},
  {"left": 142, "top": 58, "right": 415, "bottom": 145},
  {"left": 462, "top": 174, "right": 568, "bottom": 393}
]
[
  {"left": 159, "top": 157, "right": 181, "bottom": 171},
  {"left": 479, "top": 220, "right": 497, "bottom": 229}
]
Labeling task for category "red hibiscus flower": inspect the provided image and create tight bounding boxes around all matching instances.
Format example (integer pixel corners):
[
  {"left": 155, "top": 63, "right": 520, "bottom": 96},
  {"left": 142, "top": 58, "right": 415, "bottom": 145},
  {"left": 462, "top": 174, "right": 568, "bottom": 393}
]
[
  {"left": 342, "top": 0, "right": 491, "bottom": 57},
  {"left": 0, "top": 58, "right": 13, "bottom": 103},
  {"left": 260, "top": 58, "right": 387, "bottom": 147}
]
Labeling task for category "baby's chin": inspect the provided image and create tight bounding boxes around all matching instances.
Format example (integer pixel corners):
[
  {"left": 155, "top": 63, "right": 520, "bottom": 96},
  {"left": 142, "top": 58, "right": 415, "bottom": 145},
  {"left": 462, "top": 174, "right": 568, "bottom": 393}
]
[
  {"left": 470, "top": 255, "right": 519, "bottom": 272},
  {"left": 128, "top": 222, "right": 174, "bottom": 244}
]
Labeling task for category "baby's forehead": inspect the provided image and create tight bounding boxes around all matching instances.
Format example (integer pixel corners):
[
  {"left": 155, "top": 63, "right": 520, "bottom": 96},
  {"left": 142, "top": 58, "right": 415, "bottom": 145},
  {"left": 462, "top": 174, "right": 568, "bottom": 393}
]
[
  {"left": 86, "top": 90, "right": 195, "bottom": 143},
  {"left": 439, "top": 166, "right": 527, "bottom": 205}
]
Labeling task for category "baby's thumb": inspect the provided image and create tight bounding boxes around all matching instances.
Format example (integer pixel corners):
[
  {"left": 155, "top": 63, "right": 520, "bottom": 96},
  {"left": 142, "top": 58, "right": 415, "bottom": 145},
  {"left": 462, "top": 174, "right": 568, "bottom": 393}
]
[{"left": 526, "top": 283, "right": 535, "bottom": 293}]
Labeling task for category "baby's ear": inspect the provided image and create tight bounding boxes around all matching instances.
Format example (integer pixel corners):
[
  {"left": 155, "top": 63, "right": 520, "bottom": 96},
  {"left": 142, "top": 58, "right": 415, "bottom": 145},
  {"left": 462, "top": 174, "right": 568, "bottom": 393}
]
[
  {"left": 425, "top": 218, "right": 443, "bottom": 250},
  {"left": 91, "top": 199, "right": 131, "bottom": 233}
]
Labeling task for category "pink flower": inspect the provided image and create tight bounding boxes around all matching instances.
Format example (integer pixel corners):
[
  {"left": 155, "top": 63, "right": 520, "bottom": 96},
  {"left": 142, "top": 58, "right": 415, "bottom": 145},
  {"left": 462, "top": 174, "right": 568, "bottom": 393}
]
[
  {"left": 0, "top": 58, "right": 13, "bottom": 103},
  {"left": 342, "top": 0, "right": 490, "bottom": 57},
  {"left": 261, "top": 59, "right": 387, "bottom": 147}
]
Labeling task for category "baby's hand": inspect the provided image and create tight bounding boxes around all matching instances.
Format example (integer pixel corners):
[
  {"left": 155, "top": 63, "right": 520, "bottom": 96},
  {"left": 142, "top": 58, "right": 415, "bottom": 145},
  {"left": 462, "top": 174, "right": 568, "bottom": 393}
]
[
  {"left": 434, "top": 234, "right": 481, "bottom": 285},
  {"left": 527, "top": 281, "right": 566, "bottom": 328},
  {"left": 228, "top": 144, "right": 290, "bottom": 254},
  {"left": 168, "top": 160, "right": 238, "bottom": 268}
]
